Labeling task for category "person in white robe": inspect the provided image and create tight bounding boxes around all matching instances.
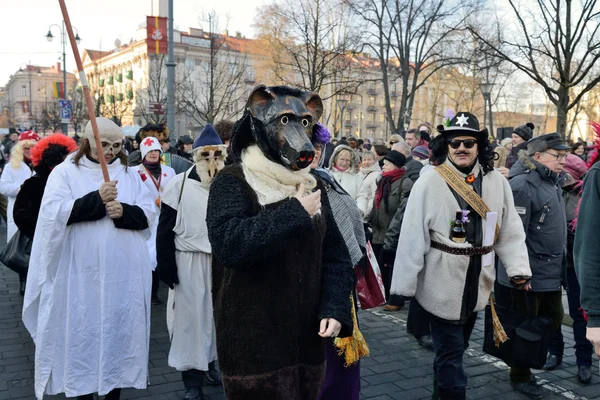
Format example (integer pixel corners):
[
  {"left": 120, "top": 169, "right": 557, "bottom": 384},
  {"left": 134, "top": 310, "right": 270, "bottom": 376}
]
[
  {"left": 22, "top": 118, "right": 157, "bottom": 400},
  {"left": 156, "top": 124, "right": 225, "bottom": 400},
  {"left": 132, "top": 136, "right": 176, "bottom": 305},
  {"left": 0, "top": 131, "right": 39, "bottom": 294}
]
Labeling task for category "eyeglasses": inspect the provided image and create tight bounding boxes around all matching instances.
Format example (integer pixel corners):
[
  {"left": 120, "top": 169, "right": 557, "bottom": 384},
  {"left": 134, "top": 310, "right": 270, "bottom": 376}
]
[
  {"left": 543, "top": 151, "right": 567, "bottom": 161},
  {"left": 448, "top": 139, "right": 476, "bottom": 149}
]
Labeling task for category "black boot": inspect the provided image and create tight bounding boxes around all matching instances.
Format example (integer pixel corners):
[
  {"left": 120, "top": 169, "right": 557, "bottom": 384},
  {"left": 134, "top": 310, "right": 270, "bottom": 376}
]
[
  {"left": 19, "top": 280, "right": 26, "bottom": 296},
  {"left": 183, "top": 387, "right": 204, "bottom": 400},
  {"left": 578, "top": 365, "right": 592, "bottom": 384},
  {"left": 205, "top": 361, "right": 222, "bottom": 385}
]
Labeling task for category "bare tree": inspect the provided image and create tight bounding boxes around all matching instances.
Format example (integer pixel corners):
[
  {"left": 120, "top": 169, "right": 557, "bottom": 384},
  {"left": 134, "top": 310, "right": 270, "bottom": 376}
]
[
  {"left": 136, "top": 55, "right": 169, "bottom": 124},
  {"left": 254, "top": 0, "right": 366, "bottom": 100},
  {"left": 178, "top": 11, "right": 249, "bottom": 125},
  {"left": 70, "top": 86, "right": 88, "bottom": 134},
  {"left": 349, "top": 0, "right": 482, "bottom": 134},
  {"left": 39, "top": 102, "right": 62, "bottom": 133},
  {"left": 469, "top": 0, "right": 600, "bottom": 137}
]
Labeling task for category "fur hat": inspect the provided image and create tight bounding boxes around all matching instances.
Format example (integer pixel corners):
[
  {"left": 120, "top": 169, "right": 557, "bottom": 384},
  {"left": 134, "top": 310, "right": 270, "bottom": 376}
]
[
  {"left": 513, "top": 123, "right": 535, "bottom": 141},
  {"left": 384, "top": 150, "right": 407, "bottom": 168},
  {"left": 194, "top": 124, "right": 223, "bottom": 149},
  {"left": 411, "top": 145, "right": 430, "bottom": 160},
  {"left": 140, "top": 136, "right": 162, "bottom": 160},
  {"left": 30, "top": 134, "right": 77, "bottom": 168},
  {"left": 139, "top": 123, "right": 169, "bottom": 142}
]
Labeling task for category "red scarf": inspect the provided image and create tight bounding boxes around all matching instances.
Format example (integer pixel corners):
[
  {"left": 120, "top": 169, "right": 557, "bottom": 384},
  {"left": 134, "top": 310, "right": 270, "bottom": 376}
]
[
  {"left": 376, "top": 168, "right": 406, "bottom": 210},
  {"left": 333, "top": 164, "right": 350, "bottom": 172}
]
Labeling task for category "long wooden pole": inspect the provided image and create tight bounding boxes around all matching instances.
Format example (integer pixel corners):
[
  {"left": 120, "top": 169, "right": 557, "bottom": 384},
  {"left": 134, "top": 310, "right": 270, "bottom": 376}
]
[{"left": 58, "top": 0, "right": 110, "bottom": 182}]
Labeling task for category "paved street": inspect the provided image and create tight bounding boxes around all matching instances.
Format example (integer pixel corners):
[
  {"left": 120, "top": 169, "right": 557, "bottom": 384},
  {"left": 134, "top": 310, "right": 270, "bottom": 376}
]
[{"left": 0, "top": 229, "right": 599, "bottom": 399}]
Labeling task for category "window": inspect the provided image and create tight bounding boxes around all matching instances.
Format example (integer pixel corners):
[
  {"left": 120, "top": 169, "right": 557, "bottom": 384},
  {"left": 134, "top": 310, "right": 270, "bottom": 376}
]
[
  {"left": 369, "top": 81, "right": 376, "bottom": 91},
  {"left": 367, "top": 129, "right": 374, "bottom": 137},
  {"left": 380, "top": 97, "right": 385, "bottom": 107},
  {"left": 369, "top": 96, "right": 375, "bottom": 106},
  {"left": 39, "top": 86, "right": 47, "bottom": 98},
  {"left": 391, "top": 99, "right": 396, "bottom": 108},
  {"left": 368, "top": 112, "right": 375, "bottom": 122},
  {"left": 379, "top": 114, "right": 385, "bottom": 123},
  {"left": 185, "top": 59, "right": 196, "bottom": 70},
  {"left": 21, "top": 85, "right": 27, "bottom": 96},
  {"left": 354, "top": 95, "right": 362, "bottom": 105},
  {"left": 345, "top": 112, "right": 351, "bottom": 122}
]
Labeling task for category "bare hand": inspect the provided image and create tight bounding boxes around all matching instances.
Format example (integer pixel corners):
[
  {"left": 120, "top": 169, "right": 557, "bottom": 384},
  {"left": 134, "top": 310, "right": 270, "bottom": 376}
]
[
  {"left": 512, "top": 278, "right": 531, "bottom": 291},
  {"left": 587, "top": 327, "right": 600, "bottom": 357},
  {"left": 106, "top": 200, "right": 123, "bottom": 219},
  {"left": 497, "top": 167, "right": 509, "bottom": 179},
  {"left": 295, "top": 183, "right": 321, "bottom": 217},
  {"left": 319, "top": 318, "right": 342, "bottom": 338},
  {"left": 99, "top": 181, "right": 118, "bottom": 203}
]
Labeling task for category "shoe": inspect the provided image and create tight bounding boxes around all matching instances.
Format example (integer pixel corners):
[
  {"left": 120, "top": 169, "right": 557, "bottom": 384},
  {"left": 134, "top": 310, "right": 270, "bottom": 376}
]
[
  {"left": 19, "top": 281, "right": 26, "bottom": 296},
  {"left": 183, "top": 387, "right": 204, "bottom": 400},
  {"left": 151, "top": 294, "right": 162, "bottom": 306},
  {"left": 510, "top": 379, "right": 544, "bottom": 399},
  {"left": 416, "top": 335, "right": 435, "bottom": 350},
  {"left": 578, "top": 365, "right": 592, "bottom": 384},
  {"left": 543, "top": 354, "right": 562, "bottom": 370},
  {"left": 383, "top": 304, "right": 403, "bottom": 311},
  {"left": 205, "top": 361, "right": 222, "bottom": 385}
]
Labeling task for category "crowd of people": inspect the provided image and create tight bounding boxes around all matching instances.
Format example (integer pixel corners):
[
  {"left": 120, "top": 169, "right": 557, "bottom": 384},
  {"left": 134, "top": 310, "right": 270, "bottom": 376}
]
[{"left": 1, "top": 85, "right": 600, "bottom": 400}]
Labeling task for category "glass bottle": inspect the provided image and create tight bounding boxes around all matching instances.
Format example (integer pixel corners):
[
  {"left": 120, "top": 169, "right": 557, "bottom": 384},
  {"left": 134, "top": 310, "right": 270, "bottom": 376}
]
[{"left": 451, "top": 211, "right": 467, "bottom": 243}]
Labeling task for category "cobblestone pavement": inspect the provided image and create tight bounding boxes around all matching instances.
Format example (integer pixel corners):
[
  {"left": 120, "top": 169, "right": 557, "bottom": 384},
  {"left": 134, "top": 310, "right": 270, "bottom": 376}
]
[{"left": 0, "top": 236, "right": 599, "bottom": 399}]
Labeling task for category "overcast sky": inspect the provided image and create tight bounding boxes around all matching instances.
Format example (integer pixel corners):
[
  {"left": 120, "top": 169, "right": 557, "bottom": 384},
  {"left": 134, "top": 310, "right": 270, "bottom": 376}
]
[{"left": 0, "top": 0, "right": 263, "bottom": 86}]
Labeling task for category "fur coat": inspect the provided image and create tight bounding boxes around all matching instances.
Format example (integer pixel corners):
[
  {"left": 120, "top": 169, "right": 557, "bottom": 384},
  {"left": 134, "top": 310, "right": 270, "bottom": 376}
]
[
  {"left": 359, "top": 162, "right": 381, "bottom": 219},
  {"left": 206, "top": 153, "right": 354, "bottom": 399},
  {"left": 390, "top": 160, "right": 531, "bottom": 321}
]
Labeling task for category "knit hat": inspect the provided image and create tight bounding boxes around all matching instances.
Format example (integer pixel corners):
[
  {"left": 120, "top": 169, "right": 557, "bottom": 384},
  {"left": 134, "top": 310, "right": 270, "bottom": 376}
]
[
  {"left": 19, "top": 131, "right": 40, "bottom": 142},
  {"left": 411, "top": 145, "right": 429, "bottom": 160},
  {"left": 563, "top": 153, "right": 588, "bottom": 181},
  {"left": 384, "top": 150, "right": 407, "bottom": 168},
  {"left": 513, "top": 123, "right": 534, "bottom": 141},
  {"left": 140, "top": 136, "right": 162, "bottom": 160},
  {"left": 193, "top": 124, "right": 223, "bottom": 149}
]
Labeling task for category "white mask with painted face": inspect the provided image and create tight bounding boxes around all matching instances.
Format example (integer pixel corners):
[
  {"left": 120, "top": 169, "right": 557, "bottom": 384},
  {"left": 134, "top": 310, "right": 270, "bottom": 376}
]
[{"left": 85, "top": 117, "right": 124, "bottom": 157}]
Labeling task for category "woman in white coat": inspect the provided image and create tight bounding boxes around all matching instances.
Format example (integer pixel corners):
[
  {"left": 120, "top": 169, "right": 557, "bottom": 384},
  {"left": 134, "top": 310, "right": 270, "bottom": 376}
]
[
  {"left": 329, "top": 144, "right": 369, "bottom": 216},
  {"left": 0, "top": 131, "right": 39, "bottom": 243},
  {"left": 132, "top": 137, "right": 175, "bottom": 305},
  {"left": 359, "top": 150, "right": 381, "bottom": 219}
]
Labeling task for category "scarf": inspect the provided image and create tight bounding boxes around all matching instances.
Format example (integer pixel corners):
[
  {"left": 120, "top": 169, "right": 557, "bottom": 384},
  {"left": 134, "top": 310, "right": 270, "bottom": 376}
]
[
  {"left": 143, "top": 160, "right": 162, "bottom": 179},
  {"left": 242, "top": 145, "right": 317, "bottom": 205},
  {"left": 376, "top": 168, "right": 406, "bottom": 210},
  {"left": 333, "top": 164, "right": 350, "bottom": 172}
]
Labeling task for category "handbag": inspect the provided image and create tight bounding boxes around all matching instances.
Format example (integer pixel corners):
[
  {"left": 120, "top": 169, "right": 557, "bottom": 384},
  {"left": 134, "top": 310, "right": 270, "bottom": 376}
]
[
  {"left": 355, "top": 241, "right": 386, "bottom": 310},
  {"left": 0, "top": 230, "right": 33, "bottom": 276},
  {"left": 483, "top": 292, "right": 552, "bottom": 369}
]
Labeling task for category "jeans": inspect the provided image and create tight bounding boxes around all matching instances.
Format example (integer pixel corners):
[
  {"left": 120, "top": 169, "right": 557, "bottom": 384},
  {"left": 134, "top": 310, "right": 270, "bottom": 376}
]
[
  {"left": 429, "top": 312, "right": 477, "bottom": 399},
  {"left": 371, "top": 243, "right": 404, "bottom": 307},
  {"left": 547, "top": 268, "right": 593, "bottom": 367},
  {"left": 509, "top": 290, "right": 564, "bottom": 383}
]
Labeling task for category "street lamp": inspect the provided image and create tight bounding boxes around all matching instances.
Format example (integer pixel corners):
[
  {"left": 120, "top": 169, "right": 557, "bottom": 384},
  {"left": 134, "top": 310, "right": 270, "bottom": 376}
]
[
  {"left": 480, "top": 82, "right": 494, "bottom": 137},
  {"left": 45, "top": 22, "right": 82, "bottom": 134},
  {"left": 337, "top": 97, "right": 348, "bottom": 139},
  {"left": 18, "top": 62, "right": 42, "bottom": 129}
]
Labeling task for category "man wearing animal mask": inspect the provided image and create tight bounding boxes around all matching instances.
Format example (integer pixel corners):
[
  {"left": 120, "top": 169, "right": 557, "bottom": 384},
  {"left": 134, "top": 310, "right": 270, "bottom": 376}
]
[
  {"left": 155, "top": 124, "right": 226, "bottom": 400},
  {"left": 206, "top": 85, "right": 354, "bottom": 399}
]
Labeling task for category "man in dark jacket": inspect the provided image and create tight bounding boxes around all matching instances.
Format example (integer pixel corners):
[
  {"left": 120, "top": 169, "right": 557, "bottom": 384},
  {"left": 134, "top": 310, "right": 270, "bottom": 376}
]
[
  {"left": 501, "top": 132, "right": 569, "bottom": 399},
  {"left": 504, "top": 123, "right": 534, "bottom": 171},
  {"left": 392, "top": 141, "right": 422, "bottom": 182}
]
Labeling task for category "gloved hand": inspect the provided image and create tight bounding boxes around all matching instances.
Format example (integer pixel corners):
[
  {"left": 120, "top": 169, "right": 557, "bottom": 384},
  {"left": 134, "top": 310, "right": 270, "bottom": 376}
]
[
  {"left": 380, "top": 248, "right": 396, "bottom": 267},
  {"left": 157, "top": 264, "right": 179, "bottom": 290}
]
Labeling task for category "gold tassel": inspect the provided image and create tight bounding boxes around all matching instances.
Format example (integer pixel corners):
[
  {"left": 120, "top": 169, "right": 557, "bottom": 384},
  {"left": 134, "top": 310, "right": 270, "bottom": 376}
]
[
  {"left": 489, "top": 293, "right": 508, "bottom": 347},
  {"left": 334, "top": 294, "right": 370, "bottom": 367}
]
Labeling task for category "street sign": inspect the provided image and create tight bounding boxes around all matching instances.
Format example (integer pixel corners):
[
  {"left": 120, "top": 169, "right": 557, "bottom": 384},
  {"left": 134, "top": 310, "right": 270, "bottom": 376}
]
[
  {"left": 61, "top": 107, "right": 71, "bottom": 124},
  {"left": 58, "top": 99, "right": 72, "bottom": 110},
  {"left": 147, "top": 102, "right": 164, "bottom": 115}
]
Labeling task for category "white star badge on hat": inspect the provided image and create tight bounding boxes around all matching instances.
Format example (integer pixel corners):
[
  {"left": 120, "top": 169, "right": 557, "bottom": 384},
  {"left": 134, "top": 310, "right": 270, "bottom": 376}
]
[{"left": 455, "top": 114, "right": 469, "bottom": 127}]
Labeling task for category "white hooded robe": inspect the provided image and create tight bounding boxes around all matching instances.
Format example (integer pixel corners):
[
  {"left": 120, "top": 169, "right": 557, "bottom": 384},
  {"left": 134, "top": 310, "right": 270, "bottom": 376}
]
[{"left": 22, "top": 155, "right": 156, "bottom": 399}]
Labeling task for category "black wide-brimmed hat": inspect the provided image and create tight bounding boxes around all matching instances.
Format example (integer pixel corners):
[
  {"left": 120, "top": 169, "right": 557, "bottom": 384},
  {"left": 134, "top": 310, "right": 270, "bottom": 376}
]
[{"left": 436, "top": 112, "right": 488, "bottom": 138}]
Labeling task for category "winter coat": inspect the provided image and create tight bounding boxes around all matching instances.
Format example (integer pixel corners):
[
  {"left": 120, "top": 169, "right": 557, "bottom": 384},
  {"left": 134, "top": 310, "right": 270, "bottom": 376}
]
[
  {"left": 359, "top": 163, "right": 381, "bottom": 219},
  {"left": 563, "top": 185, "right": 580, "bottom": 269},
  {"left": 497, "top": 157, "right": 567, "bottom": 292},
  {"left": 13, "top": 173, "right": 48, "bottom": 240},
  {"left": 369, "top": 174, "right": 412, "bottom": 245},
  {"left": 494, "top": 146, "right": 509, "bottom": 168},
  {"left": 329, "top": 145, "right": 369, "bottom": 217},
  {"left": 404, "top": 156, "right": 423, "bottom": 182},
  {"left": 206, "top": 164, "right": 354, "bottom": 399},
  {"left": 391, "top": 160, "right": 531, "bottom": 322},
  {"left": 505, "top": 141, "right": 527, "bottom": 170}
]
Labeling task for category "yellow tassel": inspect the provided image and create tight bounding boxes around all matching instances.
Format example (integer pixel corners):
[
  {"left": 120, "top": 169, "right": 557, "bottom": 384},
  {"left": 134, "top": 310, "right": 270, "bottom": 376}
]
[
  {"left": 334, "top": 294, "right": 370, "bottom": 367},
  {"left": 489, "top": 294, "right": 508, "bottom": 347}
]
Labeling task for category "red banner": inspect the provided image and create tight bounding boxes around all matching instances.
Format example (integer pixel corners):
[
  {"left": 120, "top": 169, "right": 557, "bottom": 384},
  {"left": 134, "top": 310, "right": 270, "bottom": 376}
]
[{"left": 146, "top": 16, "right": 168, "bottom": 55}]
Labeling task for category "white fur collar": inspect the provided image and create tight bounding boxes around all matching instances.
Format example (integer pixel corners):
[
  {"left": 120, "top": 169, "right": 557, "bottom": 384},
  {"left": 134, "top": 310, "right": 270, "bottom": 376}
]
[{"left": 242, "top": 145, "right": 317, "bottom": 205}]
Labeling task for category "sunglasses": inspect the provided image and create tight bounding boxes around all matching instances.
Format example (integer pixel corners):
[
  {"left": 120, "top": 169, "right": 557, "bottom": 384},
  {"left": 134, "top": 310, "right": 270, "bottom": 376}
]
[{"left": 448, "top": 139, "right": 477, "bottom": 149}]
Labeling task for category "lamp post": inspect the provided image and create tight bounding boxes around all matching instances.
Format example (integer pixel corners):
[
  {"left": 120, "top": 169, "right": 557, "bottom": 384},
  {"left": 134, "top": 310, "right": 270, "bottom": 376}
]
[
  {"left": 18, "top": 62, "right": 42, "bottom": 130},
  {"left": 479, "top": 82, "right": 494, "bottom": 137},
  {"left": 336, "top": 97, "right": 348, "bottom": 139},
  {"left": 45, "top": 22, "right": 81, "bottom": 134}
]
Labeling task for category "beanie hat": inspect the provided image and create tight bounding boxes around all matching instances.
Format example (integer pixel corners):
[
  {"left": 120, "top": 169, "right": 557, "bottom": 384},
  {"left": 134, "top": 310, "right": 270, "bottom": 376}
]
[
  {"left": 383, "top": 150, "right": 407, "bottom": 168},
  {"left": 19, "top": 131, "right": 40, "bottom": 142},
  {"left": 513, "top": 123, "right": 534, "bottom": 141},
  {"left": 563, "top": 153, "right": 588, "bottom": 181},
  {"left": 140, "top": 136, "right": 162, "bottom": 160},
  {"left": 193, "top": 124, "right": 223, "bottom": 149},
  {"left": 411, "top": 145, "right": 430, "bottom": 160}
]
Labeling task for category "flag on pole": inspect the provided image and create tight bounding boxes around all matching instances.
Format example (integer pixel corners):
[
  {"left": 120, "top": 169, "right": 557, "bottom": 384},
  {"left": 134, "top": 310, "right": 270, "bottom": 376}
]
[
  {"left": 52, "top": 82, "right": 65, "bottom": 98},
  {"left": 146, "top": 16, "right": 168, "bottom": 55}
]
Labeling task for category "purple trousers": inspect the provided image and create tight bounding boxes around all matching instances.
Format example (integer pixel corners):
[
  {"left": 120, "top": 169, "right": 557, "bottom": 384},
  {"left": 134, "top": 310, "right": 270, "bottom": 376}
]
[{"left": 317, "top": 338, "right": 361, "bottom": 400}]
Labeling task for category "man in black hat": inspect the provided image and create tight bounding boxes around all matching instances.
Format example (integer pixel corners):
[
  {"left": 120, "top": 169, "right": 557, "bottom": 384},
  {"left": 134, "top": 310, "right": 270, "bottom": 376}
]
[
  {"left": 497, "top": 133, "right": 570, "bottom": 398},
  {"left": 177, "top": 135, "right": 194, "bottom": 162},
  {"left": 390, "top": 112, "right": 532, "bottom": 399},
  {"left": 504, "top": 122, "right": 535, "bottom": 170}
]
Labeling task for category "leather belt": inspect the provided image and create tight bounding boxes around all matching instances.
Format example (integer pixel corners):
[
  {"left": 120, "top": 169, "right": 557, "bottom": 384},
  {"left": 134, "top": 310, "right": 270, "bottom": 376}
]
[{"left": 430, "top": 240, "right": 494, "bottom": 256}]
